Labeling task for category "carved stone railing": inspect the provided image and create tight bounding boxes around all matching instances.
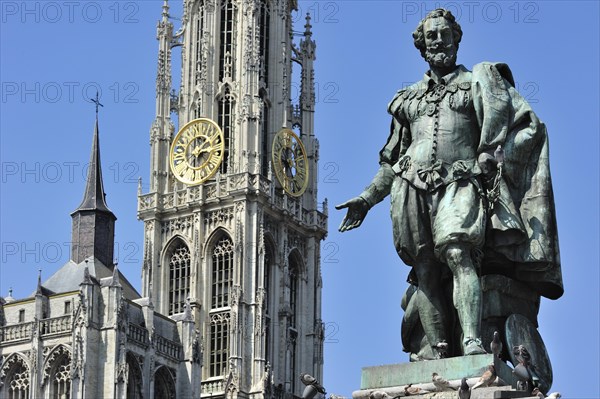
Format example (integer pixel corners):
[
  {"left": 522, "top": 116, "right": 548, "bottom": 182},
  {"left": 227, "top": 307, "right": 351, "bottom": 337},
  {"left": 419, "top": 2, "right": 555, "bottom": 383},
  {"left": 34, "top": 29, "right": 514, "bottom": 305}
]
[
  {"left": 127, "top": 323, "right": 149, "bottom": 348},
  {"left": 156, "top": 335, "right": 182, "bottom": 360},
  {"left": 138, "top": 172, "right": 272, "bottom": 214},
  {"left": 40, "top": 315, "right": 72, "bottom": 336},
  {"left": 257, "top": 175, "right": 271, "bottom": 194},
  {"left": 201, "top": 378, "right": 225, "bottom": 394},
  {"left": 274, "top": 191, "right": 303, "bottom": 219},
  {"left": 138, "top": 192, "right": 156, "bottom": 211},
  {"left": 316, "top": 211, "right": 327, "bottom": 231},
  {"left": 0, "top": 322, "right": 34, "bottom": 343},
  {"left": 138, "top": 172, "right": 327, "bottom": 232}
]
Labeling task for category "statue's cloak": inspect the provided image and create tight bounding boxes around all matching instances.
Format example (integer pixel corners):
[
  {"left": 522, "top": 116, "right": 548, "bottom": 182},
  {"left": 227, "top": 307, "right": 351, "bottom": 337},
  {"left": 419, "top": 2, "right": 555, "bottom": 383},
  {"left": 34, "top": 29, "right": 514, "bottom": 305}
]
[{"left": 471, "top": 62, "right": 562, "bottom": 300}]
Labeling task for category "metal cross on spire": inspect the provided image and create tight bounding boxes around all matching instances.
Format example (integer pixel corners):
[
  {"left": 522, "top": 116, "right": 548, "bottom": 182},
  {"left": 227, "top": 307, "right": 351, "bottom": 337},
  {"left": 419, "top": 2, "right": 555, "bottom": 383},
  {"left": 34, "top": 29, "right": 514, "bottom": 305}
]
[{"left": 90, "top": 91, "right": 104, "bottom": 115}]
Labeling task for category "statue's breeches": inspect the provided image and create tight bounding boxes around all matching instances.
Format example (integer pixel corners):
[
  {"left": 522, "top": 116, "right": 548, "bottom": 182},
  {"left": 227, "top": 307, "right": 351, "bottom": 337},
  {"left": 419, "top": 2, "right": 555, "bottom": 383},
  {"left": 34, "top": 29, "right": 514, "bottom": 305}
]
[{"left": 390, "top": 176, "right": 486, "bottom": 265}]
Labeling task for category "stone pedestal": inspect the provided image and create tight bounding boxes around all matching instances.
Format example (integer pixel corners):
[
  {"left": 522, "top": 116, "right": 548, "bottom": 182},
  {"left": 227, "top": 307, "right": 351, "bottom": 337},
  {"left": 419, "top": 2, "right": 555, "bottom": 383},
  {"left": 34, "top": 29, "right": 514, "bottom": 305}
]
[{"left": 352, "top": 354, "right": 537, "bottom": 399}]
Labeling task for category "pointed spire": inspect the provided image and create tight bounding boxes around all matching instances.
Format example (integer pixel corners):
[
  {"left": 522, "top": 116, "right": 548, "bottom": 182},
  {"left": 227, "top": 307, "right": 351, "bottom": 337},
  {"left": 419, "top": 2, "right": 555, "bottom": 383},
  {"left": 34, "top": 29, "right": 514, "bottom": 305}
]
[
  {"left": 70, "top": 109, "right": 117, "bottom": 266},
  {"left": 35, "top": 269, "right": 43, "bottom": 296},
  {"left": 110, "top": 263, "right": 122, "bottom": 287},
  {"left": 81, "top": 260, "right": 93, "bottom": 285},
  {"left": 73, "top": 108, "right": 114, "bottom": 215}
]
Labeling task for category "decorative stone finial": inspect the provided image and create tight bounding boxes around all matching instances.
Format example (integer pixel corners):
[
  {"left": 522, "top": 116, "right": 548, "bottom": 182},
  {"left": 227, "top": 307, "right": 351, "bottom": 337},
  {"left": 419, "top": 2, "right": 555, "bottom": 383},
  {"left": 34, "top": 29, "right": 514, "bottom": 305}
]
[
  {"left": 35, "top": 269, "right": 43, "bottom": 296},
  {"left": 110, "top": 262, "right": 122, "bottom": 287},
  {"left": 304, "top": 13, "right": 313, "bottom": 37}
]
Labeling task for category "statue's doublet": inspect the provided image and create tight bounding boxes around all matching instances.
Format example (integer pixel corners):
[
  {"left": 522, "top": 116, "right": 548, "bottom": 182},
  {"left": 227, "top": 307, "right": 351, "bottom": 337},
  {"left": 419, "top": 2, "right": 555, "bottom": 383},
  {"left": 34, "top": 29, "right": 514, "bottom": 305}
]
[{"left": 386, "top": 65, "right": 482, "bottom": 192}]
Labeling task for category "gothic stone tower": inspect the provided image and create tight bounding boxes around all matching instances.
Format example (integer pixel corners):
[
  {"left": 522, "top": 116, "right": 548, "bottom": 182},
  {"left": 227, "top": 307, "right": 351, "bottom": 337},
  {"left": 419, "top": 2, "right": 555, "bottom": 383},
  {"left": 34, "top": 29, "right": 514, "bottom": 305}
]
[{"left": 137, "top": 0, "right": 328, "bottom": 396}]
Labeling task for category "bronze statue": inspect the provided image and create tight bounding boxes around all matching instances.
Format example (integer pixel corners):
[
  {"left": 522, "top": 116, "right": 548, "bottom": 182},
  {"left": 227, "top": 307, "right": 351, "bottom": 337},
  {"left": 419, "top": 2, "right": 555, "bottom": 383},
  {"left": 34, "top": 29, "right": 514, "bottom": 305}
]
[{"left": 337, "top": 8, "right": 562, "bottom": 382}]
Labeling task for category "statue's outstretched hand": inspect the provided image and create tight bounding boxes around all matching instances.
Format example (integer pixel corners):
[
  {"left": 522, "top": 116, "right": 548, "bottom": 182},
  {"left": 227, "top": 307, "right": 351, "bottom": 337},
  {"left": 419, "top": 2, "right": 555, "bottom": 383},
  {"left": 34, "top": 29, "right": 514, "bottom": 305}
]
[{"left": 335, "top": 197, "right": 370, "bottom": 232}]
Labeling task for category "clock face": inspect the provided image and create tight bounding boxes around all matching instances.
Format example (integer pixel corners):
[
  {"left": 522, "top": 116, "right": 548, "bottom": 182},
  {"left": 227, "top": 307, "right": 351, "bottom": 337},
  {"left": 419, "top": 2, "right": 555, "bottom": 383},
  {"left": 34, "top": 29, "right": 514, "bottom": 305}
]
[
  {"left": 272, "top": 128, "right": 309, "bottom": 197},
  {"left": 169, "top": 118, "right": 224, "bottom": 185}
]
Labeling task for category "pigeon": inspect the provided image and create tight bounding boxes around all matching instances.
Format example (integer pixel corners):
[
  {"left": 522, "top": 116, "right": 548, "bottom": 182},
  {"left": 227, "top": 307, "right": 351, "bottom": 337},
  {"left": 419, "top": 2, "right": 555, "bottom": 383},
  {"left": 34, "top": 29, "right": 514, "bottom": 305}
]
[
  {"left": 512, "top": 345, "right": 542, "bottom": 390},
  {"left": 531, "top": 388, "right": 545, "bottom": 399},
  {"left": 512, "top": 362, "right": 531, "bottom": 381},
  {"left": 472, "top": 364, "right": 496, "bottom": 389},
  {"left": 490, "top": 331, "right": 503, "bottom": 358},
  {"left": 433, "top": 340, "right": 449, "bottom": 359},
  {"left": 458, "top": 377, "right": 471, "bottom": 399},
  {"left": 512, "top": 362, "right": 533, "bottom": 392},
  {"left": 432, "top": 372, "right": 455, "bottom": 391},
  {"left": 545, "top": 393, "right": 561, "bottom": 399},
  {"left": 404, "top": 384, "right": 428, "bottom": 396},
  {"left": 300, "top": 373, "right": 326, "bottom": 394},
  {"left": 368, "top": 391, "right": 389, "bottom": 399},
  {"left": 513, "top": 345, "right": 531, "bottom": 365}
]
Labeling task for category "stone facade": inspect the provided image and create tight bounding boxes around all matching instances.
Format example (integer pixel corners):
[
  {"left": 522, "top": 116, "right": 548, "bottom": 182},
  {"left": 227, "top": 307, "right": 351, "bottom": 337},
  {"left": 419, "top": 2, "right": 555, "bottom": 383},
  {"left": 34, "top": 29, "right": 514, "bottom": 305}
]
[
  {"left": 139, "top": 0, "right": 326, "bottom": 396},
  {"left": 0, "top": 267, "right": 197, "bottom": 399}
]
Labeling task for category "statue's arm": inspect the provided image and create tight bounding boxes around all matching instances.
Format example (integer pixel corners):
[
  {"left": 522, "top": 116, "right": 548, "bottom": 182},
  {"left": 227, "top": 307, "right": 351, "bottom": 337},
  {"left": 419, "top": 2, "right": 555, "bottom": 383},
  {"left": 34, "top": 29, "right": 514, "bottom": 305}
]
[
  {"left": 336, "top": 161, "right": 395, "bottom": 232},
  {"left": 336, "top": 162, "right": 395, "bottom": 232},
  {"left": 360, "top": 115, "right": 407, "bottom": 207},
  {"left": 336, "top": 114, "right": 408, "bottom": 232},
  {"left": 358, "top": 163, "right": 395, "bottom": 207}
]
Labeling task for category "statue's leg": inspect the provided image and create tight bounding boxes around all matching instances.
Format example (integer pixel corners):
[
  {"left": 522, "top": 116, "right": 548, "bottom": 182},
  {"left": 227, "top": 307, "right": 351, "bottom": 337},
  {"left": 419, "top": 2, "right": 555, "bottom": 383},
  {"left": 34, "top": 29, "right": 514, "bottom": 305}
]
[
  {"left": 443, "top": 242, "right": 486, "bottom": 355},
  {"left": 413, "top": 255, "right": 449, "bottom": 358}
]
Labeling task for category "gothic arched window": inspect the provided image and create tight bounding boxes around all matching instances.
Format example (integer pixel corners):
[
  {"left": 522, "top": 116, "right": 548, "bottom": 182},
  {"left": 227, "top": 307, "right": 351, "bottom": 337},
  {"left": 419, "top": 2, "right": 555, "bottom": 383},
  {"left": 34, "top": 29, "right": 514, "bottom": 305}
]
[
  {"left": 263, "top": 243, "right": 274, "bottom": 364},
  {"left": 263, "top": 245, "right": 273, "bottom": 311},
  {"left": 219, "top": 0, "right": 237, "bottom": 81},
  {"left": 168, "top": 242, "right": 192, "bottom": 315},
  {"left": 260, "top": 94, "right": 270, "bottom": 177},
  {"left": 209, "top": 234, "right": 234, "bottom": 377},
  {"left": 153, "top": 366, "right": 175, "bottom": 399},
  {"left": 218, "top": 88, "right": 234, "bottom": 174},
  {"left": 288, "top": 329, "right": 298, "bottom": 392},
  {"left": 259, "top": 0, "right": 271, "bottom": 83},
  {"left": 287, "top": 251, "right": 302, "bottom": 392},
  {"left": 49, "top": 351, "right": 71, "bottom": 399},
  {"left": 288, "top": 253, "right": 301, "bottom": 329},
  {"left": 211, "top": 236, "right": 234, "bottom": 309},
  {"left": 1, "top": 355, "right": 30, "bottom": 399},
  {"left": 126, "top": 353, "right": 143, "bottom": 399},
  {"left": 209, "top": 312, "right": 230, "bottom": 377},
  {"left": 194, "top": 0, "right": 205, "bottom": 85}
]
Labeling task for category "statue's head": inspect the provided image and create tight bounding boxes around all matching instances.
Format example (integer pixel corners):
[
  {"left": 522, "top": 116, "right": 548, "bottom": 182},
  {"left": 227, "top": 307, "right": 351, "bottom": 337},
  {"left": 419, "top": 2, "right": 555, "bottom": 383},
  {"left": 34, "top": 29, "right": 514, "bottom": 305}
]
[{"left": 413, "top": 9, "right": 462, "bottom": 69}]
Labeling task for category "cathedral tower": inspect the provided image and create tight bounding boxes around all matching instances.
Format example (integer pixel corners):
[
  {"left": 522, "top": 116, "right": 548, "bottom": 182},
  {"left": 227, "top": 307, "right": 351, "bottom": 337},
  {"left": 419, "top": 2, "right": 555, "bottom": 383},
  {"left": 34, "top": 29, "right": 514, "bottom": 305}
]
[{"left": 137, "top": 0, "right": 327, "bottom": 396}]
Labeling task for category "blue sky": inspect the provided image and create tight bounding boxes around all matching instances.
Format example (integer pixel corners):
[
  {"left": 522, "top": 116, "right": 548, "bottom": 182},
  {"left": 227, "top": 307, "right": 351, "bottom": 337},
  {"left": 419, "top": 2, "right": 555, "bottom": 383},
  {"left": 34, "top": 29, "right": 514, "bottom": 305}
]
[{"left": 1, "top": 1, "right": 598, "bottom": 397}]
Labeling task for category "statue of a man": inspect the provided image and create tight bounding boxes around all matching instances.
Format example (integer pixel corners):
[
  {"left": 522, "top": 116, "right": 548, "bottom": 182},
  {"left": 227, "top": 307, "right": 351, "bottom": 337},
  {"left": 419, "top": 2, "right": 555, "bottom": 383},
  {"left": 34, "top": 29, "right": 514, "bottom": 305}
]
[{"left": 337, "top": 9, "right": 562, "bottom": 359}]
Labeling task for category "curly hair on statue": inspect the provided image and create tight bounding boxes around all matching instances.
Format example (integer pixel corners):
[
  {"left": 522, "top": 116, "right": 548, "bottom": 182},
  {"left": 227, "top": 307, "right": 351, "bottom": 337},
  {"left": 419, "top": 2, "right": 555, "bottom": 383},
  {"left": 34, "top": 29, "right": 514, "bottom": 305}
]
[{"left": 412, "top": 9, "right": 463, "bottom": 58}]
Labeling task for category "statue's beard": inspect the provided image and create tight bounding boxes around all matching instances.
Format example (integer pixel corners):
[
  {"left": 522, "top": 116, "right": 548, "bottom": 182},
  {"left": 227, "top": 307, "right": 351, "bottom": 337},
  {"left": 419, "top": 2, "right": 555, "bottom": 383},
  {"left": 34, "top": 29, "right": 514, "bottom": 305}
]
[{"left": 425, "top": 44, "right": 457, "bottom": 68}]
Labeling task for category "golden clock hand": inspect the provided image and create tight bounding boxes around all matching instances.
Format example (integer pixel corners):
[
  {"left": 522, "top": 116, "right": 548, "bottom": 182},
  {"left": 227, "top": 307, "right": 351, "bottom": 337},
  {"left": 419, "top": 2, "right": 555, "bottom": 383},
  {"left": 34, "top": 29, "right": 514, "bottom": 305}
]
[{"left": 192, "top": 145, "right": 202, "bottom": 158}]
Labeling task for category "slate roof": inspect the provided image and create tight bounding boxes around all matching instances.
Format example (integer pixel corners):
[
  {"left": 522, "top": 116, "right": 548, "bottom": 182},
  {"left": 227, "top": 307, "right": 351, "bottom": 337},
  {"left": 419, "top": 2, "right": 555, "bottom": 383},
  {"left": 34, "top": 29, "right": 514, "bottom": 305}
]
[{"left": 39, "top": 256, "right": 140, "bottom": 300}]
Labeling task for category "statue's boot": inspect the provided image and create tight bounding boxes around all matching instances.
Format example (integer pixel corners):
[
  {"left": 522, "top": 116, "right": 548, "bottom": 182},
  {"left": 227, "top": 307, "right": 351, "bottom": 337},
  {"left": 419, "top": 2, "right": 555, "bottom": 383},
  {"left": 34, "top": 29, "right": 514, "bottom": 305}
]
[{"left": 464, "top": 337, "right": 487, "bottom": 355}]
